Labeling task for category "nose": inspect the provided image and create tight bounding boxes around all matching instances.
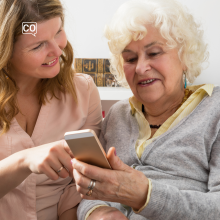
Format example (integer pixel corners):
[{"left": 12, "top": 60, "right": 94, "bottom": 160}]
[
  {"left": 135, "top": 57, "right": 151, "bottom": 75},
  {"left": 47, "top": 39, "right": 64, "bottom": 58}
]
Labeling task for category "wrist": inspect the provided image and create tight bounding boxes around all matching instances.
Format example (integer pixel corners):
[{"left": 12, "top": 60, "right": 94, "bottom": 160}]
[
  {"left": 131, "top": 175, "right": 149, "bottom": 210},
  {"left": 14, "top": 150, "right": 32, "bottom": 176},
  {"left": 132, "top": 178, "right": 152, "bottom": 214}
]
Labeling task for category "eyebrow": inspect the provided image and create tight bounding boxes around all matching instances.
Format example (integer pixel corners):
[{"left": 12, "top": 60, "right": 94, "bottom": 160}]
[
  {"left": 28, "top": 23, "right": 62, "bottom": 47},
  {"left": 122, "top": 41, "right": 164, "bottom": 53}
]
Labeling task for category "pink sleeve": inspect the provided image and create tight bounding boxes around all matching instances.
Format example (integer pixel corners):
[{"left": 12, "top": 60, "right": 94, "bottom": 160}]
[
  {"left": 80, "top": 75, "right": 102, "bottom": 136},
  {"left": 57, "top": 182, "right": 82, "bottom": 217}
]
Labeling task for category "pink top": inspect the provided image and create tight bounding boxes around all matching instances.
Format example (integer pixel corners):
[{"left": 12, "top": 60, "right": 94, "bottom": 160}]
[{"left": 0, "top": 73, "right": 102, "bottom": 220}]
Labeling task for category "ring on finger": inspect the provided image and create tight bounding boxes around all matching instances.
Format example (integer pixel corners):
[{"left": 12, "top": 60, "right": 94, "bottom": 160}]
[
  {"left": 57, "top": 166, "right": 64, "bottom": 173},
  {"left": 86, "top": 189, "right": 93, "bottom": 196},
  {"left": 87, "top": 179, "right": 96, "bottom": 190}
]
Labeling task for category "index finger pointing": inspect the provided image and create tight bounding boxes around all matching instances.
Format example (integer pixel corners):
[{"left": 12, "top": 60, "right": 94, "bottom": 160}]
[
  {"left": 63, "top": 140, "right": 75, "bottom": 158},
  {"left": 58, "top": 140, "right": 74, "bottom": 172}
]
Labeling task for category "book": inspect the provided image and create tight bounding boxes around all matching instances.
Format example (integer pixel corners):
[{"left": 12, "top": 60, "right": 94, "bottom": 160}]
[{"left": 74, "top": 58, "right": 120, "bottom": 87}]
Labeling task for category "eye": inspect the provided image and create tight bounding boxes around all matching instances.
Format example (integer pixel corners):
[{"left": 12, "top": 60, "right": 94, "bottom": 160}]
[
  {"left": 126, "top": 57, "right": 137, "bottom": 63},
  {"left": 57, "top": 29, "right": 62, "bottom": 34},
  {"left": 33, "top": 43, "right": 43, "bottom": 50},
  {"left": 148, "top": 52, "right": 160, "bottom": 57}
]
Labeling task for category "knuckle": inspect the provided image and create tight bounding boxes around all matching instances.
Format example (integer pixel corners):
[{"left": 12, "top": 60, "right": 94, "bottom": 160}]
[
  {"left": 81, "top": 194, "right": 86, "bottom": 199},
  {"left": 82, "top": 167, "right": 90, "bottom": 176},
  {"left": 51, "top": 174, "right": 59, "bottom": 181},
  {"left": 75, "top": 184, "right": 80, "bottom": 192},
  {"left": 59, "top": 171, "right": 69, "bottom": 179},
  {"left": 44, "top": 155, "right": 52, "bottom": 163},
  {"left": 37, "top": 163, "right": 46, "bottom": 172},
  {"left": 75, "top": 175, "right": 81, "bottom": 185},
  {"left": 77, "top": 175, "right": 85, "bottom": 185},
  {"left": 60, "top": 140, "right": 67, "bottom": 149},
  {"left": 49, "top": 146, "right": 58, "bottom": 154},
  {"left": 76, "top": 186, "right": 84, "bottom": 194},
  {"left": 76, "top": 184, "right": 85, "bottom": 194}
]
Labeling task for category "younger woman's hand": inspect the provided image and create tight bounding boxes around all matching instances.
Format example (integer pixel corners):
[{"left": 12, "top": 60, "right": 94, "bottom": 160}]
[{"left": 22, "top": 140, "right": 74, "bottom": 180}]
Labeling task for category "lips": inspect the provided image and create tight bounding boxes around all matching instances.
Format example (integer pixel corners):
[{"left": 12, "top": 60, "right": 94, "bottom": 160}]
[
  {"left": 138, "top": 78, "right": 157, "bottom": 85},
  {"left": 41, "top": 57, "right": 58, "bottom": 67},
  {"left": 42, "top": 58, "right": 57, "bottom": 65}
]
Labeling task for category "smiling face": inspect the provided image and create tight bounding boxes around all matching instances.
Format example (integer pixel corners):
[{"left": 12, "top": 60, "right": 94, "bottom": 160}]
[
  {"left": 122, "top": 25, "right": 185, "bottom": 106},
  {"left": 9, "top": 17, "right": 67, "bottom": 81}
]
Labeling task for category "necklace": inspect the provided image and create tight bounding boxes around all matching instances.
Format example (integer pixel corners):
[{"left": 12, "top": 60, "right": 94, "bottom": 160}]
[
  {"left": 142, "top": 89, "right": 193, "bottom": 129},
  {"left": 149, "top": 124, "right": 161, "bottom": 129}
]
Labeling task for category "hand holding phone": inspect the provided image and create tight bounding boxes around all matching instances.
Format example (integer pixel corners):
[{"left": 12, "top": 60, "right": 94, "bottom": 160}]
[{"left": 64, "top": 129, "right": 111, "bottom": 169}]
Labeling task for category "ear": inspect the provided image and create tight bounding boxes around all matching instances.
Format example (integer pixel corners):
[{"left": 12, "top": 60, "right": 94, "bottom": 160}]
[{"left": 181, "top": 60, "right": 187, "bottom": 72}]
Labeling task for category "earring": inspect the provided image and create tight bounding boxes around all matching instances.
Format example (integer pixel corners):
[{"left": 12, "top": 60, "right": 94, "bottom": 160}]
[
  {"left": 2, "top": 67, "right": 9, "bottom": 79},
  {"left": 184, "top": 71, "right": 187, "bottom": 89}
]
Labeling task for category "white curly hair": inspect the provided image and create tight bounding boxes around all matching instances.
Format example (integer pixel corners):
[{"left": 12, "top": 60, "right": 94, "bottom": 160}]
[{"left": 104, "top": 0, "right": 208, "bottom": 87}]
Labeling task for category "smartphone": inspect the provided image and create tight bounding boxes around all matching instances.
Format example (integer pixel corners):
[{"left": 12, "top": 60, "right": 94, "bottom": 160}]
[{"left": 64, "top": 129, "right": 111, "bottom": 169}]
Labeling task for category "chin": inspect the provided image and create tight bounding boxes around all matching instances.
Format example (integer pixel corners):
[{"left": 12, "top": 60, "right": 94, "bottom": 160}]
[
  {"left": 50, "top": 72, "right": 60, "bottom": 79},
  {"left": 140, "top": 94, "right": 162, "bottom": 104},
  {"left": 47, "top": 68, "right": 60, "bottom": 78}
]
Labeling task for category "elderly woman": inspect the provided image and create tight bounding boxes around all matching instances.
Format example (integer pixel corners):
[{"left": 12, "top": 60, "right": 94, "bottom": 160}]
[
  {"left": 0, "top": 0, "right": 102, "bottom": 219},
  {"left": 72, "top": 0, "right": 220, "bottom": 220}
]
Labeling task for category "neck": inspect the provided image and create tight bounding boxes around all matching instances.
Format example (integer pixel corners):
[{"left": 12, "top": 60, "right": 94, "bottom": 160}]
[
  {"left": 143, "top": 89, "right": 185, "bottom": 125},
  {"left": 8, "top": 68, "right": 40, "bottom": 97},
  {"left": 16, "top": 78, "right": 40, "bottom": 97}
]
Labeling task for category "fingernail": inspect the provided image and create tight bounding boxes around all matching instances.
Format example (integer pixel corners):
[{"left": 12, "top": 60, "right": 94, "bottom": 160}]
[
  {"left": 71, "top": 159, "right": 73, "bottom": 164},
  {"left": 114, "top": 150, "right": 117, "bottom": 156}
]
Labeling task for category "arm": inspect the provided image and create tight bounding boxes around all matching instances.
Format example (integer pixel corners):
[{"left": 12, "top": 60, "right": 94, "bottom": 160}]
[
  {"left": 77, "top": 199, "right": 128, "bottom": 220},
  {"left": 135, "top": 132, "right": 220, "bottom": 220},
  {"left": 77, "top": 199, "right": 110, "bottom": 220},
  {"left": 87, "top": 206, "right": 128, "bottom": 220},
  {"left": 0, "top": 151, "right": 31, "bottom": 198},
  {"left": 80, "top": 75, "right": 102, "bottom": 136},
  {"left": 0, "top": 140, "right": 73, "bottom": 198}
]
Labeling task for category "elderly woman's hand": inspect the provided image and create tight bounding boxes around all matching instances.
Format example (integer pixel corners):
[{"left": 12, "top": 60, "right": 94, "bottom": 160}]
[
  {"left": 87, "top": 206, "right": 129, "bottom": 220},
  {"left": 72, "top": 147, "right": 149, "bottom": 210}
]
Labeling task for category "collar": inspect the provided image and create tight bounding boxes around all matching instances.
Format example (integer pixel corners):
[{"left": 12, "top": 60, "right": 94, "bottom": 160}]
[{"left": 129, "top": 84, "right": 214, "bottom": 115}]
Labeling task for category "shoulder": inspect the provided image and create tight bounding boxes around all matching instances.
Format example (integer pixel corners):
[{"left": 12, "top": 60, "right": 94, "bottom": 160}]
[
  {"left": 109, "top": 99, "right": 131, "bottom": 115},
  {"left": 101, "top": 98, "right": 139, "bottom": 147},
  {"left": 189, "top": 86, "right": 220, "bottom": 127},
  {"left": 104, "top": 99, "right": 133, "bottom": 126},
  {"left": 73, "top": 73, "right": 96, "bottom": 94},
  {"left": 210, "top": 85, "right": 220, "bottom": 98},
  {"left": 74, "top": 73, "right": 95, "bottom": 89},
  {"left": 201, "top": 86, "right": 220, "bottom": 108}
]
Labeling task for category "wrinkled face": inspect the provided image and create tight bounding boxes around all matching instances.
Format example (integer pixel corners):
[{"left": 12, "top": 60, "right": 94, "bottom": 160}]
[
  {"left": 122, "top": 25, "right": 185, "bottom": 105},
  {"left": 9, "top": 17, "right": 67, "bottom": 80}
]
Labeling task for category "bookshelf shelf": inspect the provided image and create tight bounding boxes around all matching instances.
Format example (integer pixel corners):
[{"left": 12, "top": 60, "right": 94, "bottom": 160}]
[{"left": 98, "top": 87, "right": 133, "bottom": 101}]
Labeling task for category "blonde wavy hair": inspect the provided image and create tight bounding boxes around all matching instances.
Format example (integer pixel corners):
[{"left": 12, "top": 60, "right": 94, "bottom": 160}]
[
  {"left": 0, "top": 0, "right": 77, "bottom": 134},
  {"left": 104, "top": 0, "right": 208, "bottom": 87}
]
